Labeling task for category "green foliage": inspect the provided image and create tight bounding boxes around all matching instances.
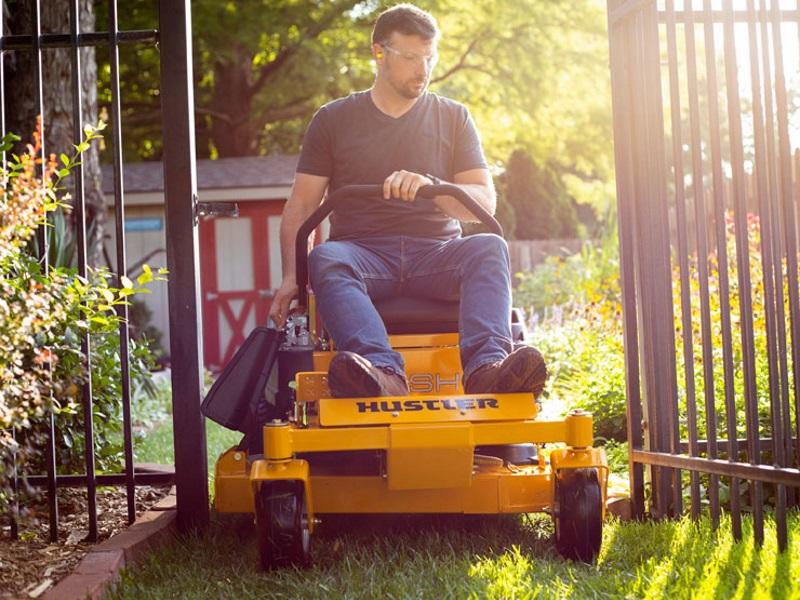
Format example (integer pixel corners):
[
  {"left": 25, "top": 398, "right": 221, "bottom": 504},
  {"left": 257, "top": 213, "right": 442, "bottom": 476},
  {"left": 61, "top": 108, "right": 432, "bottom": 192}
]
[
  {"left": 0, "top": 124, "right": 164, "bottom": 516},
  {"left": 602, "top": 439, "right": 629, "bottom": 475},
  {"left": 500, "top": 148, "right": 579, "bottom": 239},
  {"left": 128, "top": 299, "right": 168, "bottom": 364},
  {"left": 514, "top": 226, "right": 625, "bottom": 440},
  {"left": 42, "top": 309, "right": 161, "bottom": 473},
  {"left": 101, "top": 0, "right": 614, "bottom": 216},
  {"left": 530, "top": 300, "right": 626, "bottom": 442},
  {"left": 524, "top": 205, "right": 796, "bottom": 488},
  {"left": 27, "top": 205, "right": 103, "bottom": 269},
  {"left": 672, "top": 212, "right": 792, "bottom": 443},
  {"left": 492, "top": 181, "right": 517, "bottom": 240},
  {"left": 514, "top": 228, "right": 620, "bottom": 312}
]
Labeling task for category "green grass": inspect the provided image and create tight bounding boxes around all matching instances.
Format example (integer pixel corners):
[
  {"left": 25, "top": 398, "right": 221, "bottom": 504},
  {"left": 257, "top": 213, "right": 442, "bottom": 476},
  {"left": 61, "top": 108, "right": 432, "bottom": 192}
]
[
  {"left": 134, "top": 419, "right": 241, "bottom": 489},
  {"left": 125, "top": 409, "right": 800, "bottom": 598},
  {"left": 107, "top": 509, "right": 799, "bottom": 599}
]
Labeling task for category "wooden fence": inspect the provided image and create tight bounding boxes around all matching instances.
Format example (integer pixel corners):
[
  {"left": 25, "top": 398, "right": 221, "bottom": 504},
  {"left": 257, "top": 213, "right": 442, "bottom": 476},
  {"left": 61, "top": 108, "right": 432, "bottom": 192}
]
[{"left": 507, "top": 239, "right": 584, "bottom": 279}]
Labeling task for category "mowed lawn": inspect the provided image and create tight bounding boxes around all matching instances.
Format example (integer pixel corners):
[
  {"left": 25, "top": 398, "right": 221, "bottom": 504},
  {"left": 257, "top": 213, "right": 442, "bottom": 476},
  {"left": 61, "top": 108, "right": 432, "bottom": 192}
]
[
  {"left": 107, "top": 508, "right": 798, "bottom": 599},
  {"left": 120, "top": 420, "right": 798, "bottom": 600}
]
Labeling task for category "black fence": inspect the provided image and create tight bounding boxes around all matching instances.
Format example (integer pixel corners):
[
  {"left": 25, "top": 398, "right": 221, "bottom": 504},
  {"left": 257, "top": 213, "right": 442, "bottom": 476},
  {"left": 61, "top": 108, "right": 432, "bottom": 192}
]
[
  {"left": 608, "top": 0, "right": 800, "bottom": 551},
  {"left": 1, "top": 1, "right": 207, "bottom": 541}
]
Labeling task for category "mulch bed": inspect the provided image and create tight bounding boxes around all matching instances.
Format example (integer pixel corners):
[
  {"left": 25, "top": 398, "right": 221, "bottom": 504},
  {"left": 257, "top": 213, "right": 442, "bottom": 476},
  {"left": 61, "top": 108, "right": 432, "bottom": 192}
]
[{"left": 0, "top": 485, "right": 171, "bottom": 599}]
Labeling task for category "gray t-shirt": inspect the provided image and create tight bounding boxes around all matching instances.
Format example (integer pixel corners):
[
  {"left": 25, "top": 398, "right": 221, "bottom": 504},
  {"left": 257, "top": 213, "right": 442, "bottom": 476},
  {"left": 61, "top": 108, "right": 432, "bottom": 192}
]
[{"left": 296, "top": 90, "right": 488, "bottom": 240}]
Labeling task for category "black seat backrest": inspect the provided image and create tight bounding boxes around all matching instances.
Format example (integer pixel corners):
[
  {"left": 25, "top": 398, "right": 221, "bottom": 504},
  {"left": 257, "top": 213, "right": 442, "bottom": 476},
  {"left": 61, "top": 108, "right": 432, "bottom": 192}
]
[
  {"left": 371, "top": 298, "right": 528, "bottom": 341},
  {"left": 372, "top": 296, "right": 459, "bottom": 334}
]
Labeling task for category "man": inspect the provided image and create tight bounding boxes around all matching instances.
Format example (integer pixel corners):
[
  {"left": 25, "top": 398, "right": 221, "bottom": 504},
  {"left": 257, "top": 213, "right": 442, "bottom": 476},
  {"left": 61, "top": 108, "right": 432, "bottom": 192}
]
[{"left": 269, "top": 3, "right": 546, "bottom": 399}]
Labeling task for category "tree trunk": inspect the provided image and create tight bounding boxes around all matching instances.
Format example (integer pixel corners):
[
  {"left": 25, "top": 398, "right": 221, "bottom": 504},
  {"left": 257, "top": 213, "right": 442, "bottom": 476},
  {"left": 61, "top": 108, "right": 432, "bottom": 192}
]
[
  {"left": 5, "top": 0, "right": 105, "bottom": 266},
  {"left": 209, "top": 52, "right": 257, "bottom": 157}
]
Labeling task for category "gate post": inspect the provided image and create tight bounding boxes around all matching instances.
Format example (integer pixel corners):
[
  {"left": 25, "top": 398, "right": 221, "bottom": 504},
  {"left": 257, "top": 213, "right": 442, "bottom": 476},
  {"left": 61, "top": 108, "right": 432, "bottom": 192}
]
[
  {"left": 607, "top": 0, "right": 681, "bottom": 518},
  {"left": 159, "top": 0, "right": 209, "bottom": 531}
]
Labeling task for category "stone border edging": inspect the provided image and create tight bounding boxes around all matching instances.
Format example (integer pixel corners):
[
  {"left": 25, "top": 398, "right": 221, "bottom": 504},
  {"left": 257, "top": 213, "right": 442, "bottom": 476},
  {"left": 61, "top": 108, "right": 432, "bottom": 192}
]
[{"left": 42, "top": 487, "right": 177, "bottom": 600}]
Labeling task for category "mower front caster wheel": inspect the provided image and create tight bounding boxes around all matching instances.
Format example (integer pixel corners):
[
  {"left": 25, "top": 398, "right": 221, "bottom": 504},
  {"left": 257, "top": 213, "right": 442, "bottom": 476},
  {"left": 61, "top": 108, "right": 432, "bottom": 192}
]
[
  {"left": 255, "top": 480, "right": 311, "bottom": 570},
  {"left": 553, "top": 467, "right": 603, "bottom": 563}
]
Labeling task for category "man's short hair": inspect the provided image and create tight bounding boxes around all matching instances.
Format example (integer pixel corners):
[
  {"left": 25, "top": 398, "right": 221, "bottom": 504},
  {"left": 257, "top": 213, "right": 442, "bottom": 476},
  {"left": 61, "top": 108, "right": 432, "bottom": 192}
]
[{"left": 372, "top": 4, "right": 440, "bottom": 46}]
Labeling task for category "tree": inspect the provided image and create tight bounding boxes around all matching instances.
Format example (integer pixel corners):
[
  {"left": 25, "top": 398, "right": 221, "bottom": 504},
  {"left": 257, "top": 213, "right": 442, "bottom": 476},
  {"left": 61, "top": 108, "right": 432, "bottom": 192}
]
[
  {"left": 429, "top": 0, "right": 614, "bottom": 214},
  {"left": 503, "top": 148, "right": 578, "bottom": 239},
  {"left": 106, "top": 0, "right": 613, "bottom": 194},
  {"left": 4, "top": 0, "right": 105, "bottom": 263},
  {"left": 493, "top": 182, "right": 517, "bottom": 240},
  {"left": 101, "top": 0, "right": 375, "bottom": 160}
]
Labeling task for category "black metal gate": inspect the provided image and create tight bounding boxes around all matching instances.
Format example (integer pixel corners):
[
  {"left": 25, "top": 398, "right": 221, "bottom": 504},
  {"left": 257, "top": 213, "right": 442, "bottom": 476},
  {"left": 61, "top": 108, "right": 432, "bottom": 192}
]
[
  {"left": 2, "top": 0, "right": 207, "bottom": 541},
  {"left": 608, "top": 0, "right": 800, "bottom": 551}
]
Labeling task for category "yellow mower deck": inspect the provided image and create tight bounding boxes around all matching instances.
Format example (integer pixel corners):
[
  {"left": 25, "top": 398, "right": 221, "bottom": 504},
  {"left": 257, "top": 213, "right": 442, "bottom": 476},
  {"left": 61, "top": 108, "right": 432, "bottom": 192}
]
[{"left": 213, "top": 333, "right": 608, "bottom": 533}]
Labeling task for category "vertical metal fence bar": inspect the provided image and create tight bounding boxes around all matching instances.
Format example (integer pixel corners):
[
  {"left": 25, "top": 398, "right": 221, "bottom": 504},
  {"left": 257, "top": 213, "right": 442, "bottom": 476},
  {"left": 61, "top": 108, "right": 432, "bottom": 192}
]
[
  {"left": 664, "top": 0, "right": 691, "bottom": 517},
  {"left": 70, "top": 0, "right": 98, "bottom": 544},
  {"left": 765, "top": 0, "right": 796, "bottom": 520},
  {"left": 703, "top": 0, "right": 739, "bottom": 531},
  {"left": 761, "top": 0, "right": 788, "bottom": 516},
  {"left": 722, "top": 0, "right": 765, "bottom": 547},
  {"left": 771, "top": 0, "right": 800, "bottom": 483},
  {"left": 751, "top": 0, "right": 787, "bottom": 537},
  {"left": 687, "top": 7, "right": 720, "bottom": 528},
  {"left": 682, "top": 5, "right": 707, "bottom": 521},
  {"left": 654, "top": 2, "right": 682, "bottom": 517},
  {"left": 753, "top": 0, "right": 786, "bottom": 545},
  {"left": 635, "top": 2, "right": 679, "bottom": 518},
  {"left": 0, "top": 0, "right": 20, "bottom": 543},
  {"left": 0, "top": 7, "right": 4, "bottom": 159},
  {"left": 795, "top": 148, "right": 800, "bottom": 482},
  {"left": 159, "top": 0, "right": 210, "bottom": 532},
  {"left": 767, "top": 0, "right": 793, "bottom": 549},
  {"left": 656, "top": 2, "right": 686, "bottom": 514},
  {"left": 795, "top": 1, "right": 800, "bottom": 499},
  {"left": 30, "top": 0, "right": 60, "bottom": 544},
  {"left": 630, "top": 6, "right": 662, "bottom": 516},
  {"left": 107, "top": 0, "right": 136, "bottom": 526},
  {"left": 762, "top": 2, "right": 792, "bottom": 523},
  {"left": 608, "top": 3, "right": 646, "bottom": 519}
]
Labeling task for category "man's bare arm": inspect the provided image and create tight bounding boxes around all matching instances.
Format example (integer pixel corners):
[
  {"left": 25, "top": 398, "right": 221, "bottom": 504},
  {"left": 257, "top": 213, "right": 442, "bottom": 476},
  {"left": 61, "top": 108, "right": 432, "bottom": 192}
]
[
  {"left": 432, "top": 168, "right": 496, "bottom": 222},
  {"left": 383, "top": 168, "right": 496, "bottom": 222},
  {"left": 268, "top": 172, "right": 329, "bottom": 327}
]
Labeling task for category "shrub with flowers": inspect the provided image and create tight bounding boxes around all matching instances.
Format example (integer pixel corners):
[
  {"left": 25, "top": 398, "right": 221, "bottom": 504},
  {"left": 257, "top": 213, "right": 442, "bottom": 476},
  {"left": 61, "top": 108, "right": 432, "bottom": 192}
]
[
  {"left": 517, "top": 208, "right": 793, "bottom": 488},
  {"left": 518, "top": 232, "right": 627, "bottom": 443},
  {"left": 0, "top": 122, "right": 163, "bottom": 517},
  {"left": 672, "top": 211, "right": 792, "bottom": 446}
]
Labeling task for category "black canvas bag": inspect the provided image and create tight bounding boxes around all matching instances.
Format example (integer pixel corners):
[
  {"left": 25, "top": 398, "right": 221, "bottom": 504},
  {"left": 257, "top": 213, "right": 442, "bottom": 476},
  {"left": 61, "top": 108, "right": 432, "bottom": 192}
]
[{"left": 201, "top": 326, "right": 281, "bottom": 432}]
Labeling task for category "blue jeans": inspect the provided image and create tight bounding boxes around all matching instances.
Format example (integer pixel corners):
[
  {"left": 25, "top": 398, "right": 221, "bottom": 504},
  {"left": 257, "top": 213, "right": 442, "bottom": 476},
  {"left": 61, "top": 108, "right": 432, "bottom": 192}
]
[{"left": 308, "top": 234, "right": 512, "bottom": 380}]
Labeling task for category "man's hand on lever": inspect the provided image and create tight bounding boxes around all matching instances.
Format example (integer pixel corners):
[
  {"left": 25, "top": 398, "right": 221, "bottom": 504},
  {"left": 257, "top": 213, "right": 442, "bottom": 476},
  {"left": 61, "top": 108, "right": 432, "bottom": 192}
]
[
  {"left": 269, "top": 278, "right": 298, "bottom": 329},
  {"left": 383, "top": 168, "right": 496, "bottom": 222},
  {"left": 383, "top": 170, "right": 433, "bottom": 202}
]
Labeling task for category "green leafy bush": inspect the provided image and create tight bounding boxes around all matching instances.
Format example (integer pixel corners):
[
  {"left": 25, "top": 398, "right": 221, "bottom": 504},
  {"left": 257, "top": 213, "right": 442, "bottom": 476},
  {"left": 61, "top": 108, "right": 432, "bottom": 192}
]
[
  {"left": 517, "top": 228, "right": 626, "bottom": 441},
  {"left": 528, "top": 298, "right": 626, "bottom": 442},
  {"left": 514, "top": 228, "right": 620, "bottom": 314},
  {"left": 501, "top": 148, "right": 580, "bottom": 240},
  {"left": 0, "top": 123, "right": 165, "bottom": 517},
  {"left": 672, "top": 212, "right": 792, "bottom": 445},
  {"left": 522, "top": 206, "right": 792, "bottom": 473}
]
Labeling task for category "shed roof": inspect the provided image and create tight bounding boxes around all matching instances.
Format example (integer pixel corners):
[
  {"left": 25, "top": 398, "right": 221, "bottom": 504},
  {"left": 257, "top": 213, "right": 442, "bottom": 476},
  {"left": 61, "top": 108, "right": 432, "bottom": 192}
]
[{"left": 101, "top": 155, "right": 298, "bottom": 194}]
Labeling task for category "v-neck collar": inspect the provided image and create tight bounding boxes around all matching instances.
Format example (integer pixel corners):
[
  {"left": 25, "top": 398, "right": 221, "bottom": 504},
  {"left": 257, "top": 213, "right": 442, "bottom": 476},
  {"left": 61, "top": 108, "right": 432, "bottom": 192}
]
[{"left": 367, "top": 89, "right": 428, "bottom": 123}]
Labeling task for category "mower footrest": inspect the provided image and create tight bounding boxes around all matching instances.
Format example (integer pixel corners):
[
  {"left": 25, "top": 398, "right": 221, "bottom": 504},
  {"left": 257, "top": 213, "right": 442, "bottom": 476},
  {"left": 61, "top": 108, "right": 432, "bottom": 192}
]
[{"left": 387, "top": 423, "right": 473, "bottom": 490}]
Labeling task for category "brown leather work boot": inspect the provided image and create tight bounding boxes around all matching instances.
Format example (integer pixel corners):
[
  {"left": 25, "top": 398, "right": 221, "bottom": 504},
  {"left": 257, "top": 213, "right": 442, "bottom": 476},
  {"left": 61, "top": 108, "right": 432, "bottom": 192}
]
[
  {"left": 327, "top": 351, "right": 409, "bottom": 398},
  {"left": 464, "top": 346, "right": 548, "bottom": 396}
]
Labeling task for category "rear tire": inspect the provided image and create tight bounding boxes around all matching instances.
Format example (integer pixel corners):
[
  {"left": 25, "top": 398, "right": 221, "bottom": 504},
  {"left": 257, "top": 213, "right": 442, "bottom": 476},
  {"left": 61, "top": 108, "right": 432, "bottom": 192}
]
[
  {"left": 255, "top": 480, "right": 311, "bottom": 570},
  {"left": 553, "top": 468, "right": 603, "bottom": 562}
]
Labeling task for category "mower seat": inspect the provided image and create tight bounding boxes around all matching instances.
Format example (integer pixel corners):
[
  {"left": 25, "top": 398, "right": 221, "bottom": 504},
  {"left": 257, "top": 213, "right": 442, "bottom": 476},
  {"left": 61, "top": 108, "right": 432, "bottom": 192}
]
[
  {"left": 371, "top": 297, "right": 528, "bottom": 341},
  {"left": 373, "top": 296, "right": 459, "bottom": 334}
]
